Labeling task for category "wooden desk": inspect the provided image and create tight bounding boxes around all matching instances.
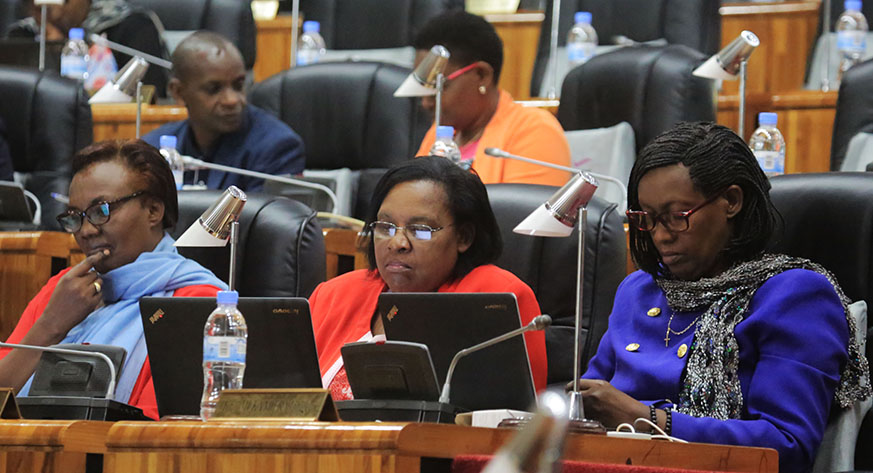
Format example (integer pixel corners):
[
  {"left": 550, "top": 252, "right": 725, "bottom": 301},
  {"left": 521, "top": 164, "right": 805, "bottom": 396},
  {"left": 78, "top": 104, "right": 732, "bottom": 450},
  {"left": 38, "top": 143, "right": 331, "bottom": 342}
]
[
  {"left": 720, "top": 1, "right": 821, "bottom": 95},
  {"left": 252, "top": 13, "right": 543, "bottom": 100},
  {"left": 104, "top": 421, "right": 777, "bottom": 473},
  {"left": 0, "top": 420, "right": 110, "bottom": 473},
  {"left": 254, "top": 15, "right": 299, "bottom": 82},
  {"left": 718, "top": 89, "right": 837, "bottom": 172},
  {"left": 91, "top": 104, "right": 188, "bottom": 142},
  {"left": 486, "top": 12, "right": 544, "bottom": 100},
  {"left": 0, "top": 232, "right": 79, "bottom": 341}
]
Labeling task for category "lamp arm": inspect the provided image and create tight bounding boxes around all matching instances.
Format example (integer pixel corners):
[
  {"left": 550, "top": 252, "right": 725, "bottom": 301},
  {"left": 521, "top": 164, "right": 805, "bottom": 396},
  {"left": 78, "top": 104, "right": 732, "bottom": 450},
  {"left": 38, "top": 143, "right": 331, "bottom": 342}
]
[
  {"left": 484, "top": 148, "right": 577, "bottom": 174},
  {"left": 89, "top": 34, "right": 173, "bottom": 70},
  {"left": 0, "top": 342, "right": 117, "bottom": 400},
  {"left": 179, "top": 156, "right": 339, "bottom": 214}
]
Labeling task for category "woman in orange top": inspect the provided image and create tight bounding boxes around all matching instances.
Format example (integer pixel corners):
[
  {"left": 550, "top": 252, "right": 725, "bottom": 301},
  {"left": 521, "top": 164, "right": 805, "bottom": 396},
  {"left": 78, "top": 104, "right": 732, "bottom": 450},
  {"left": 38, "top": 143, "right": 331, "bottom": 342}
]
[
  {"left": 404, "top": 10, "right": 572, "bottom": 186},
  {"left": 309, "top": 156, "right": 547, "bottom": 401}
]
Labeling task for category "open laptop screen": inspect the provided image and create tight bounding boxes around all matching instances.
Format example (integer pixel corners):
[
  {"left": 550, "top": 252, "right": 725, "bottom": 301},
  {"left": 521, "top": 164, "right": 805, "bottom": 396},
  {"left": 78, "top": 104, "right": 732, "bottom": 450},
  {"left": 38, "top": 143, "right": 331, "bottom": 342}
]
[
  {"left": 140, "top": 297, "right": 321, "bottom": 417},
  {"left": 377, "top": 292, "right": 536, "bottom": 411}
]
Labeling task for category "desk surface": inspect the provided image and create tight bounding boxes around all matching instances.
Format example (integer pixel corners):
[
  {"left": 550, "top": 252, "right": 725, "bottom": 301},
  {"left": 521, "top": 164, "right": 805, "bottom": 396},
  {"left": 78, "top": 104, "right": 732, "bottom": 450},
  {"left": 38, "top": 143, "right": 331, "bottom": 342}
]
[{"left": 105, "top": 421, "right": 777, "bottom": 473}]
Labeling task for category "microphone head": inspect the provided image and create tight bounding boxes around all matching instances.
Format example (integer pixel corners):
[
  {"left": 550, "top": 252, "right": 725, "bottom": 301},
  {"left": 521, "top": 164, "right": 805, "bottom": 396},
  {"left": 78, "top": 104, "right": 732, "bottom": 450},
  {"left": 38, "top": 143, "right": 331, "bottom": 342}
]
[
  {"left": 532, "top": 315, "right": 552, "bottom": 330},
  {"left": 484, "top": 147, "right": 505, "bottom": 157}
]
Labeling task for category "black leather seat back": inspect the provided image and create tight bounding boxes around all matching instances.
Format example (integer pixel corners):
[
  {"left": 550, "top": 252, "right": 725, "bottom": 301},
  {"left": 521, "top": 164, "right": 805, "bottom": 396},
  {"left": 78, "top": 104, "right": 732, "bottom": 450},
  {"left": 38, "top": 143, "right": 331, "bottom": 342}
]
[
  {"left": 558, "top": 45, "right": 715, "bottom": 153},
  {"left": 0, "top": 0, "right": 24, "bottom": 37},
  {"left": 173, "top": 191, "right": 326, "bottom": 298},
  {"left": 531, "top": 0, "right": 720, "bottom": 97},
  {"left": 249, "top": 61, "right": 430, "bottom": 171},
  {"left": 487, "top": 184, "right": 627, "bottom": 384},
  {"left": 0, "top": 66, "right": 92, "bottom": 229},
  {"left": 769, "top": 173, "right": 873, "bottom": 311},
  {"left": 830, "top": 58, "right": 873, "bottom": 171},
  {"left": 287, "top": 0, "right": 444, "bottom": 49},
  {"left": 130, "top": 0, "right": 256, "bottom": 69}
]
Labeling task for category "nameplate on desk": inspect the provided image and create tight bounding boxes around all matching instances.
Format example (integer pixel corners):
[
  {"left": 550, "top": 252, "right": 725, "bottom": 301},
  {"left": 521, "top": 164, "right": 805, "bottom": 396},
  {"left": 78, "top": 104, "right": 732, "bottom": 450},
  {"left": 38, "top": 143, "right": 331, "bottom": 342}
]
[
  {"left": 0, "top": 388, "right": 21, "bottom": 419},
  {"left": 210, "top": 388, "right": 339, "bottom": 421}
]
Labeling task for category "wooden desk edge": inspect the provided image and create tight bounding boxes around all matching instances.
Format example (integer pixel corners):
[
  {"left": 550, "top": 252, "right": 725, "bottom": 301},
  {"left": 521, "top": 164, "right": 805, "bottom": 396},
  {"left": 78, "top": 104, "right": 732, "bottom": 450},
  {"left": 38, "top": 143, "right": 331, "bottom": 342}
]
[
  {"left": 104, "top": 421, "right": 777, "bottom": 472},
  {"left": 0, "top": 231, "right": 76, "bottom": 258},
  {"left": 0, "top": 419, "right": 110, "bottom": 453}
]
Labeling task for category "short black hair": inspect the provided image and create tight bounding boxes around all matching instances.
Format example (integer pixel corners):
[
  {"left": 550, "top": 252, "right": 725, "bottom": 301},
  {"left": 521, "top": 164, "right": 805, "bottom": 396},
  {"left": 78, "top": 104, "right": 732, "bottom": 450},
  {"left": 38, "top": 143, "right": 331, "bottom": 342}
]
[
  {"left": 365, "top": 156, "right": 503, "bottom": 280},
  {"left": 627, "top": 122, "right": 778, "bottom": 277},
  {"left": 72, "top": 139, "right": 179, "bottom": 229},
  {"left": 412, "top": 10, "right": 504, "bottom": 83}
]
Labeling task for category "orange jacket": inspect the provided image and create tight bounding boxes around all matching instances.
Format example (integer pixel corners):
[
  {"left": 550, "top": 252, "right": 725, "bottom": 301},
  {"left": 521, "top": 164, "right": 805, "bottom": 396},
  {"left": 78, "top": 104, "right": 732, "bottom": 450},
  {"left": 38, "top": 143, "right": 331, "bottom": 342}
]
[{"left": 417, "top": 90, "right": 572, "bottom": 186}]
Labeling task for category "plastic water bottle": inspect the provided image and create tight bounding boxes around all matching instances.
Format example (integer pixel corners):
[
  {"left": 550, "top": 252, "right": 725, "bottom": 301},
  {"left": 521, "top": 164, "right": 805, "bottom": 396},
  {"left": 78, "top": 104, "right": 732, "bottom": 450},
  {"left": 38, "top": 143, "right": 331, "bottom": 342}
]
[
  {"left": 749, "top": 112, "right": 786, "bottom": 177},
  {"left": 297, "top": 21, "right": 326, "bottom": 66},
  {"left": 567, "top": 12, "right": 598, "bottom": 68},
  {"left": 837, "top": 0, "right": 869, "bottom": 82},
  {"left": 430, "top": 125, "right": 470, "bottom": 169},
  {"left": 200, "top": 290, "right": 248, "bottom": 420},
  {"left": 60, "top": 28, "right": 89, "bottom": 81},
  {"left": 158, "top": 135, "right": 184, "bottom": 190}
]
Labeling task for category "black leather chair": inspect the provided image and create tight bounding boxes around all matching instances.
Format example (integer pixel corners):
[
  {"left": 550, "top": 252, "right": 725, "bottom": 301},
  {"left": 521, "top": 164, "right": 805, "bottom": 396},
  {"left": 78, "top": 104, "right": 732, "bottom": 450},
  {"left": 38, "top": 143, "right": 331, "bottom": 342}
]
[
  {"left": 129, "top": 0, "right": 256, "bottom": 69},
  {"left": 282, "top": 0, "right": 444, "bottom": 49},
  {"left": 0, "top": 0, "right": 23, "bottom": 37},
  {"left": 769, "top": 173, "right": 873, "bottom": 471},
  {"left": 0, "top": 66, "right": 92, "bottom": 230},
  {"left": 557, "top": 45, "right": 715, "bottom": 153},
  {"left": 531, "top": 0, "right": 720, "bottom": 97},
  {"left": 830, "top": 58, "right": 873, "bottom": 171},
  {"left": 173, "top": 191, "right": 326, "bottom": 298},
  {"left": 487, "top": 184, "right": 627, "bottom": 385},
  {"left": 249, "top": 61, "right": 431, "bottom": 218}
]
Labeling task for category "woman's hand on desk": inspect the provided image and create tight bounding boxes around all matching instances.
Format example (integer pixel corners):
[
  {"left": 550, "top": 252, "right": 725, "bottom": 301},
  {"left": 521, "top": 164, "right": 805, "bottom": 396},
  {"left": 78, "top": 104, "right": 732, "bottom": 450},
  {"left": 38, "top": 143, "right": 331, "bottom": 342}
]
[
  {"left": 566, "top": 378, "right": 649, "bottom": 429},
  {"left": 32, "top": 250, "right": 109, "bottom": 344}
]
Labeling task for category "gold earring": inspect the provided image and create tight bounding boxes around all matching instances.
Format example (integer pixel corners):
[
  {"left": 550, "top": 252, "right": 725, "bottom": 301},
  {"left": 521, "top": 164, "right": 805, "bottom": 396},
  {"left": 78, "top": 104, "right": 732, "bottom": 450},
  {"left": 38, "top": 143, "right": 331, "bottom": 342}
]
[{"left": 478, "top": 85, "right": 486, "bottom": 95}]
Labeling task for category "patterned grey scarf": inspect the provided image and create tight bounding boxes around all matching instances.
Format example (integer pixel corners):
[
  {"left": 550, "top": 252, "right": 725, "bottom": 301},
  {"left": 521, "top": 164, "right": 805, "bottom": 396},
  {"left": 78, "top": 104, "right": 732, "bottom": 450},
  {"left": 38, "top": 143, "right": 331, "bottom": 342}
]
[
  {"left": 656, "top": 253, "right": 871, "bottom": 420},
  {"left": 82, "top": 0, "right": 136, "bottom": 33}
]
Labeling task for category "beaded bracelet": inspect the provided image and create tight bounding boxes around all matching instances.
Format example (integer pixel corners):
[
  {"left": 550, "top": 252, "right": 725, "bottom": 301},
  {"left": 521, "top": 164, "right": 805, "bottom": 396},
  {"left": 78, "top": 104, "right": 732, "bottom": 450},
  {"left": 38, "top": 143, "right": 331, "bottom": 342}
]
[
  {"left": 664, "top": 406, "right": 673, "bottom": 435},
  {"left": 649, "top": 404, "right": 658, "bottom": 430}
]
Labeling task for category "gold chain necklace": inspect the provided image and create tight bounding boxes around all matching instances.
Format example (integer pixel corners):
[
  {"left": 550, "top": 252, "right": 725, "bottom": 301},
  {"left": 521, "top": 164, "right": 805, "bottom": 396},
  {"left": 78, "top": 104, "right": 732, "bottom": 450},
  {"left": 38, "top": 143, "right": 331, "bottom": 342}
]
[{"left": 664, "top": 311, "right": 702, "bottom": 347}]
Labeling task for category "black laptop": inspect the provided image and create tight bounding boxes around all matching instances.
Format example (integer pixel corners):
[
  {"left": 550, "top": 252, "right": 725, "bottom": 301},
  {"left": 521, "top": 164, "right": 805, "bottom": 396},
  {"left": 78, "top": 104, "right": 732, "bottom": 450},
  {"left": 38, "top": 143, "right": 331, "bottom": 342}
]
[
  {"left": 140, "top": 297, "right": 322, "bottom": 417},
  {"left": 376, "top": 293, "right": 536, "bottom": 411}
]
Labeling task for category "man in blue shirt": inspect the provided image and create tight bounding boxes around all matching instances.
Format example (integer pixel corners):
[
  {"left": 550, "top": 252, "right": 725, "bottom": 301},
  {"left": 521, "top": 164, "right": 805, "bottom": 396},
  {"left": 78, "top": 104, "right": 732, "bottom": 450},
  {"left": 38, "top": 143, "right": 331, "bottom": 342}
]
[{"left": 144, "top": 31, "right": 304, "bottom": 192}]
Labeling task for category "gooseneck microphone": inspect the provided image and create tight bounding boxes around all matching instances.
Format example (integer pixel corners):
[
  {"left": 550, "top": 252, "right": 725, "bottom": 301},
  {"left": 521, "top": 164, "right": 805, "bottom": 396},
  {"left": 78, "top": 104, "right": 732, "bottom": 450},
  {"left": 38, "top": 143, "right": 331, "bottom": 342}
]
[
  {"left": 178, "top": 155, "right": 340, "bottom": 214},
  {"left": 0, "top": 342, "right": 117, "bottom": 399},
  {"left": 438, "top": 315, "right": 551, "bottom": 405}
]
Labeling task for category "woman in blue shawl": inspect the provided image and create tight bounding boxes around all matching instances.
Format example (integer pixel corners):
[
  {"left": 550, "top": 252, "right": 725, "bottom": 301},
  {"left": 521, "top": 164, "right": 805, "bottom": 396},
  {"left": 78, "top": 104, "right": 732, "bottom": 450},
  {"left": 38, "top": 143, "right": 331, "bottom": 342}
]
[{"left": 0, "top": 139, "right": 225, "bottom": 419}]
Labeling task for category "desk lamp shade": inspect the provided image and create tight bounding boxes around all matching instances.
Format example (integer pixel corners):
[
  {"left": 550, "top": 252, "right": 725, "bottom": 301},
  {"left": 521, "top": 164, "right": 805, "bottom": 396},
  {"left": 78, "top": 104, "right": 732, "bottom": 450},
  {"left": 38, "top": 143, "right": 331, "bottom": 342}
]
[
  {"left": 513, "top": 172, "right": 598, "bottom": 237},
  {"left": 89, "top": 56, "right": 149, "bottom": 104},
  {"left": 394, "top": 45, "right": 450, "bottom": 97},
  {"left": 693, "top": 30, "right": 760, "bottom": 81},
  {"left": 175, "top": 186, "right": 247, "bottom": 248}
]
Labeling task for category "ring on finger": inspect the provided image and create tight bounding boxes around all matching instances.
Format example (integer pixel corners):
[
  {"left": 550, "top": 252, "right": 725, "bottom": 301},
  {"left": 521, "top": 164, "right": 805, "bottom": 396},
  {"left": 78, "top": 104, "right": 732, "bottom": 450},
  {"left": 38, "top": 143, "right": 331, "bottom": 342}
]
[{"left": 93, "top": 281, "right": 102, "bottom": 294}]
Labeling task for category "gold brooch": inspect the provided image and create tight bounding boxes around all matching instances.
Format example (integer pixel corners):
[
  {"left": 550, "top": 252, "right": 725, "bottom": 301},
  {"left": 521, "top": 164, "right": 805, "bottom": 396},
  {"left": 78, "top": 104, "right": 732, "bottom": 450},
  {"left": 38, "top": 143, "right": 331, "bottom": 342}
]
[
  {"left": 677, "top": 344, "right": 688, "bottom": 358},
  {"left": 647, "top": 307, "right": 661, "bottom": 317},
  {"left": 625, "top": 343, "right": 640, "bottom": 352}
]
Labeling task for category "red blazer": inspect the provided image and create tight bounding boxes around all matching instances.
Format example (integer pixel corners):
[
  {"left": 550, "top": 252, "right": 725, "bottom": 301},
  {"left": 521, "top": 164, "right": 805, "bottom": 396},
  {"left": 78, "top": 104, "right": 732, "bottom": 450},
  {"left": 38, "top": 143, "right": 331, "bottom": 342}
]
[
  {"left": 1, "top": 268, "right": 220, "bottom": 420},
  {"left": 309, "top": 265, "right": 548, "bottom": 393}
]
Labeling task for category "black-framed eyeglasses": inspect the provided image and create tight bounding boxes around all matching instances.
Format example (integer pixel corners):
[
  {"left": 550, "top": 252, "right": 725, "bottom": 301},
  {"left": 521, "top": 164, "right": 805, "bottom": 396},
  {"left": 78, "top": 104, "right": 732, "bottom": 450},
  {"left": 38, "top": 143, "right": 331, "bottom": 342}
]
[
  {"left": 56, "top": 191, "right": 147, "bottom": 233},
  {"left": 368, "top": 221, "right": 449, "bottom": 242},
  {"left": 626, "top": 192, "right": 724, "bottom": 233}
]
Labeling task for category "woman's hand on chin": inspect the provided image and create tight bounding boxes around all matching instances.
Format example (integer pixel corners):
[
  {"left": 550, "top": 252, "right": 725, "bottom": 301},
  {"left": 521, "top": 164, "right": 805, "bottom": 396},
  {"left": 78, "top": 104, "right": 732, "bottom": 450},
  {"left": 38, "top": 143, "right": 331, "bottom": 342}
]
[
  {"left": 35, "top": 250, "right": 109, "bottom": 343},
  {"left": 566, "top": 378, "right": 650, "bottom": 429}
]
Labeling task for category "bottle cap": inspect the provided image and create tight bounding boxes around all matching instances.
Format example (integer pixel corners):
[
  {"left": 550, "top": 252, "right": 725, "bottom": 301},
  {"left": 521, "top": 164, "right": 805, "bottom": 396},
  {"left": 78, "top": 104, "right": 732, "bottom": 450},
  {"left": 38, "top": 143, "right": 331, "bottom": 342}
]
[
  {"left": 436, "top": 125, "right": 455, "bottom": 139},
  {"left": 303, "top": 21, "right": 320, "bottom": 33},
  {"left": 758, "top": 112, "right": 778, "bottom": 126},
  {"left": 574, "top": 12, "right": 593, "bottom": 25},
  {"left": 845, "top": 0, "right": 862, "bottom": 11},
  {"left": 159, "top": 135, "right": 177, "bottom": 149},
  {"left": 216, "top": 290, "right": 239, "bottom": 305},
  {"left": 69, "top": 28, "right": 84, "bottom": 40}
]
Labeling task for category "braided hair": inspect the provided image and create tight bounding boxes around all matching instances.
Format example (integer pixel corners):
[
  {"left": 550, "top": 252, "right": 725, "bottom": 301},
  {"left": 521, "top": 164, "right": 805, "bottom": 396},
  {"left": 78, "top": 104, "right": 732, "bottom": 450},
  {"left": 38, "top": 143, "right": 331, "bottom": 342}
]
[{"left": 628, "top": 122, "right": 779, "bottom": 277}]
